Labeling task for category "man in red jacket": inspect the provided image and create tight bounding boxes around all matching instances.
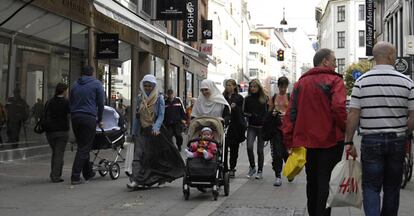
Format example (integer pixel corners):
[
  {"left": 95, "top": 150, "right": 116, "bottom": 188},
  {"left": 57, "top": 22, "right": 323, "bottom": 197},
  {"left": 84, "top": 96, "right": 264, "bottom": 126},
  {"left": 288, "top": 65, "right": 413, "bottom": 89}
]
[{"left": 282, "top": 48, "right": 347, "bottom": 216}]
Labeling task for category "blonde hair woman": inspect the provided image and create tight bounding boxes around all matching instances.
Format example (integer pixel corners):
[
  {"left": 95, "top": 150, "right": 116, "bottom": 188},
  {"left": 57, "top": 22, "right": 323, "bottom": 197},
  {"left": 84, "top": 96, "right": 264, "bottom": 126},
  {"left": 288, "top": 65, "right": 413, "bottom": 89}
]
[{"left": 243, "top": 79, "right": 268, "bottom": 179}]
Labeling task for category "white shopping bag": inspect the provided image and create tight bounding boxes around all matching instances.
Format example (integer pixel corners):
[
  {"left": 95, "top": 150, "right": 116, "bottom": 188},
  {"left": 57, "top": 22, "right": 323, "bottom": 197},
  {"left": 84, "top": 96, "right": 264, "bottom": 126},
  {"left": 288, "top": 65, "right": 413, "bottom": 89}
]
[
  {"left": 326, "top": 155, "right": 362, "bottom": 209},
  {"left": 124, "top": 142, "right": 134, "bottom": 175}
]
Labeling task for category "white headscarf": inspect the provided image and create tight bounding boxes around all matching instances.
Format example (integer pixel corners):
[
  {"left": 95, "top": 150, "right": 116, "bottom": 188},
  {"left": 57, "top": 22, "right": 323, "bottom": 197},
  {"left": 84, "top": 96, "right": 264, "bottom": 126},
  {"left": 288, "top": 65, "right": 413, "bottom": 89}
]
[
  {"left": 139, "top": 74, "right": 159, "bottom": 128},
  {"left": 140, "top": 74, "right": 158, "bottom": 99},
  {"left": 192, "top": 79, "right": 230, "bottom": 118}
]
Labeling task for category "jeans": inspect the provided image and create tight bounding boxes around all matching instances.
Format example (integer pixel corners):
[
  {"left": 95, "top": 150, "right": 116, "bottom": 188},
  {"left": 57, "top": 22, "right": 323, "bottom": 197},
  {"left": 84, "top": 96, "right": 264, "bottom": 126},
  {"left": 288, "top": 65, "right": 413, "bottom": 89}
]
[
  {"left": 246, "top": 127, "right": 265, "bottom": 171},
  {"left": 270, "top": 130, "right": 288, "bottom": 177},
  {"left": 71, "top": 114, "right": 96, "bottom": 181},
  {"left": 306, "top": 143, "right": 343, "bottom": 216},
  {"left": 361, "top": 133, "right": 405, "bottom": 216},
  {"left": 46, "top": 131, "right": 68, "bottom": 180}
]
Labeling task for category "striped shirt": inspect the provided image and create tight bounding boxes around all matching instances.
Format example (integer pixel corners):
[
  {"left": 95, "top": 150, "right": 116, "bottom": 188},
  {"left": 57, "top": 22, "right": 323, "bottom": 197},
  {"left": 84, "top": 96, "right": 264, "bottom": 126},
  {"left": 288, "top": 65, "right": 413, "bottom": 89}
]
[{"left": 350, "top": 65, "right": 414, "bottom": 134}]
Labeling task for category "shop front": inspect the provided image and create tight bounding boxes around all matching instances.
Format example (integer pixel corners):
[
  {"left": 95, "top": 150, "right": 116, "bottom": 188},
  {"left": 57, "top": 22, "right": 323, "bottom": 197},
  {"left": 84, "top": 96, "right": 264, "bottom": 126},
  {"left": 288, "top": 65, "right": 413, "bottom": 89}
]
[{"left": 0, "top": 0, "right": 208, "bottom": 157}]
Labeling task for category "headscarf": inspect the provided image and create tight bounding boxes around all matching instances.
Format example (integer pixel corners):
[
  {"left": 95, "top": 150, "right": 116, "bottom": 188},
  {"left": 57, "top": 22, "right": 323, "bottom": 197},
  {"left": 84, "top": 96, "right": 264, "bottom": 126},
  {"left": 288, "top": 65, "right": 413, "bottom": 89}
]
[
  {"left": 139, "top": 74, "right": 159, "bottom": 128},
  {"left": 192, "top": 79, "right": 230, "bottom": 118}
]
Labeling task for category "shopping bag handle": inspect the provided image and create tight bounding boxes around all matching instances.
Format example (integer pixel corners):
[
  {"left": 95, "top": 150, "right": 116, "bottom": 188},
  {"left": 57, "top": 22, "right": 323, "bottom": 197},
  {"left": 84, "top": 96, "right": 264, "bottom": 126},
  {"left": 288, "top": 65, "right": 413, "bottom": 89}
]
[{"left": 346, "top": 151, "right": 356, "bottom": 161}]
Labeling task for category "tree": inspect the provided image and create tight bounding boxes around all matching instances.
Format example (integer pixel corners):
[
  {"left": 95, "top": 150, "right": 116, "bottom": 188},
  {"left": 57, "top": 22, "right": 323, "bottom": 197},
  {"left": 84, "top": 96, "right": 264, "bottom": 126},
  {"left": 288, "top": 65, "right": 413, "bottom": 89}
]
[{"left": 344, "top": 61, "right": 372, "bottom": 95}]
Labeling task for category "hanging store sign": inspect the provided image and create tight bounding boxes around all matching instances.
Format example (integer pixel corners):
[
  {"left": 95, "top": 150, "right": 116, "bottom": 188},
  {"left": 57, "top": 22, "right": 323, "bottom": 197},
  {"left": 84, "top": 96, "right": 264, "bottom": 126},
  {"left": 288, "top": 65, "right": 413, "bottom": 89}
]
[
  {"left": 183, "top": 0, "right": 198, "bottom": 42},
  {"left": 200, "top": 43, "right": 212, "bottom": 55},
  {"left": 96, "top": 33, "right": 119, "bottom": 59},
  {"left": 156, "top": 0, "right": 186, "bottom": 20},
  {"left": 365, "top": 0, "right": 374, "bottom": 56},
  {"left": 201, "top": 20, "right": 213, "bottom": 40},
  {"left": 394, "top": 57, "right": 411, "bottom": 74}
]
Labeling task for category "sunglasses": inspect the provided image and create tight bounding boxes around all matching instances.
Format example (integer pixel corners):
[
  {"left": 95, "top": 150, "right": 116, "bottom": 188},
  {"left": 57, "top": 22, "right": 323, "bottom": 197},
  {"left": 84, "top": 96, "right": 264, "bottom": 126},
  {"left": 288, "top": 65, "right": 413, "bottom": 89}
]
[
  {"left": 143, "top": 84, "right": 153, "bottom": 88},
  {"left": 200, "top": 89, "right": 209, "bottom": 92}
]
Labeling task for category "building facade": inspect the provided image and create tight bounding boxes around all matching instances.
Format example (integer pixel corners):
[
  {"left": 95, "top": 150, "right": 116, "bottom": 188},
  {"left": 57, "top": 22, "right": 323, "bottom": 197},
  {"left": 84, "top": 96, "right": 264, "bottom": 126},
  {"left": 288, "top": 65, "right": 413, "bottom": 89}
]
[
  {"left": 0, "top": 0, "right": 208, "bottom": 159},
  {"left": 316, "top": 0, "right": 368, "bottom": 74}
]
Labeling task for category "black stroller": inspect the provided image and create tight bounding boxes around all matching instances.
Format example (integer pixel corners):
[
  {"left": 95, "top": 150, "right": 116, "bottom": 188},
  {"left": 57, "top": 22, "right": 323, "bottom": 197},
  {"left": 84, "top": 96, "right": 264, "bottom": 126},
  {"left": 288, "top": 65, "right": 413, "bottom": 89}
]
[
  {"left": 91, "top": 106, "right": 127, "bottom": 180},
  {"left": 182, "top": 117, "right": 230, "bottom": 200}
]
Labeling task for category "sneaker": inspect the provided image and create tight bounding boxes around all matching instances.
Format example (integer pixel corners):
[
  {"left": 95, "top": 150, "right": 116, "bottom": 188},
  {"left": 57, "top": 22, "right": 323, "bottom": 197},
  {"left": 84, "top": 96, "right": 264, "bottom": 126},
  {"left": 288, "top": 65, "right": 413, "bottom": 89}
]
[
  {"left": 229, "top": 170, "right": 236, "bottom": 178},
  {"left": 246, "top": 167, "right": 256, "bottom": 178},
  {"left": 126, "top": 181, "right": 138, "bottom": 189},
  {"left": 255, "top": 171, "right": 263, "bottom": 179},
  {"left": 273, "top": 177, "right": 282, "bottom": 187}
]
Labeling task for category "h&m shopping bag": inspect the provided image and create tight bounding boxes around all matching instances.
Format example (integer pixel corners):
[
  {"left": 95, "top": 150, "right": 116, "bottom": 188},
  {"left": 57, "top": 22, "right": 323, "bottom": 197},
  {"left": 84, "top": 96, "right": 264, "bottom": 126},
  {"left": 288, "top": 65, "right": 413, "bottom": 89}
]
[
  {"left": 326, "top": 155, "right": 362, "bottom": 209},
  {"left": 282, "top": 147, "right": 306, "bottom": 180},
  {"left": 124, "top": 141, "right": 134, "bottom": 176}
]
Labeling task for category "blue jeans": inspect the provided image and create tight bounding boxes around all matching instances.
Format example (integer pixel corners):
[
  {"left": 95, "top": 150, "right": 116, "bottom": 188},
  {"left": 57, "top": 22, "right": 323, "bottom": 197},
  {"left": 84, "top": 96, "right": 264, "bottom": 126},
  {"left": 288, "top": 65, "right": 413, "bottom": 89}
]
[{"left": 361, "top": 133, "right": 405, "bottom": 216}]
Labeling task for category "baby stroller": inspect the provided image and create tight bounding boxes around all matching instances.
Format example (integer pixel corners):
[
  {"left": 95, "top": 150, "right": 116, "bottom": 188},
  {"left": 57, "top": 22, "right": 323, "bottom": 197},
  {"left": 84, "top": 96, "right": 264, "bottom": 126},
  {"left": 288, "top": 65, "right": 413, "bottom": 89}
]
[
  {"left": 182, "top": 116, "right": 230, "bottom": 201},
  {"left": 91, "top": 106, "right": 127, "bottom": 180}
]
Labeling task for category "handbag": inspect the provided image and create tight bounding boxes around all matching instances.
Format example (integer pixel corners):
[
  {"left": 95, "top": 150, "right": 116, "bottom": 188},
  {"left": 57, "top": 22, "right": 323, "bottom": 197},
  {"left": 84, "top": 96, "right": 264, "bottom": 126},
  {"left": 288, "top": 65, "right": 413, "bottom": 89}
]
[
  {"left": 282, "top": 147, "right": 306, "bottom": 180},
  {"left": 34, "top": 101, "right": 50, "bottom": 134},
  {"left": 326, "top": 154, "right": 362, "bottom": 208}
]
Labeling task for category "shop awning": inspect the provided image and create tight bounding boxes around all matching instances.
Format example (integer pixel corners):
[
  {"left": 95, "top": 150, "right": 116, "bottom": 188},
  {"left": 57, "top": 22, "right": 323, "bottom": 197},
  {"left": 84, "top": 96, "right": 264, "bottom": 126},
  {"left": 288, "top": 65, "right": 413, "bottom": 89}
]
[{"left": 93, "top": 0, "right": 200, "bottom": 58}]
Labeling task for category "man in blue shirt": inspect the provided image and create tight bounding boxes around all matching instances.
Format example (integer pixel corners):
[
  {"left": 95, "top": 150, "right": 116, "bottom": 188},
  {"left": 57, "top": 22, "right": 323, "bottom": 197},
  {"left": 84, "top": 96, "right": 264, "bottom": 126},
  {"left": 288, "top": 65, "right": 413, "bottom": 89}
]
[{"left": 70, "top": 66, "right": 104, "bottom": 185}]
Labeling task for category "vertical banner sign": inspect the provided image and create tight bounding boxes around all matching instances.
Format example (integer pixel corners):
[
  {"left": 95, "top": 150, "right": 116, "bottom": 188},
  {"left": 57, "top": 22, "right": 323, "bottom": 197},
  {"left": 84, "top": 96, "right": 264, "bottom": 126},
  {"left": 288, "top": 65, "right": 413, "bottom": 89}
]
[
  {"left": 156, "top": 0, "right": 186, "bottom": 20},
  {"left": 365, "top": 0, "right": 374, "bottom": 56},
  {"left": 201, "top": 20, "right": 213, "bottom": 40},
  {"left": 183, "top": 0, "right": 198, "bottom": 42},
  {"left": 96, "top": 33, "right": 119, "bottom": 59}
]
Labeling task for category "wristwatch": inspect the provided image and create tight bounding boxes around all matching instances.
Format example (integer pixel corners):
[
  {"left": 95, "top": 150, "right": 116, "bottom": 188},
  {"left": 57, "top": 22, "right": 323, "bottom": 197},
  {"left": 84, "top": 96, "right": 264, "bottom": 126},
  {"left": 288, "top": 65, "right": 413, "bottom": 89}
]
[{"left": 344, "top": 141, "right": 354, "bottom": 145}]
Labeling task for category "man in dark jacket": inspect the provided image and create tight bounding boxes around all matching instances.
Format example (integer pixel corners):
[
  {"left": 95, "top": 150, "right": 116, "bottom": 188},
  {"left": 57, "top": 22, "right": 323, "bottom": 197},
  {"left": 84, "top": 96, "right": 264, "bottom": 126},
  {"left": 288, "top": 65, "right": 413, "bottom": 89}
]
[
  {"left": 5, "top": 88, "right": 29, "bottom": 147},
  {"left": 70, "top": 66, "right": 104, "bottom": 185},
  {"left": 282, "top": 49, "right": 347, "bottom": 216},
  {"left": 164, "top": 89, "right": 186, "bottom": 151}
]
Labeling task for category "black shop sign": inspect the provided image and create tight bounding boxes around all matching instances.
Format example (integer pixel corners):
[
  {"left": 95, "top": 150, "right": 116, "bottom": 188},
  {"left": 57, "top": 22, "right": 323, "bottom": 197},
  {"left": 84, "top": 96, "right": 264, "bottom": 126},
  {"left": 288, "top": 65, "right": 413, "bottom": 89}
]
[
  {"left": 96, "top": 33, "right": 119, "bottom": 59},
  {"left": 156, "top": 0, "right": 186, "bottom": 20},
  {"left": 394, "top": 57, "right": 411, "bottom": 74},
  {"left": 183, "top": 0, "right": 198, "bottom": 42}
]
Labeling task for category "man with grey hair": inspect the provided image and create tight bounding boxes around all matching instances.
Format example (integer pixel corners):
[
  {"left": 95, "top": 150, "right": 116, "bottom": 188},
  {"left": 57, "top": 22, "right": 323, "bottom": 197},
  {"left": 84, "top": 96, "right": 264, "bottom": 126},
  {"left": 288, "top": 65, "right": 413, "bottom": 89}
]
[
  {"left": 346, "top": 41, "right": 414, "bottom": 216},
  {"left": 282, "top": 48, "right": 347, "bottom": 216}
]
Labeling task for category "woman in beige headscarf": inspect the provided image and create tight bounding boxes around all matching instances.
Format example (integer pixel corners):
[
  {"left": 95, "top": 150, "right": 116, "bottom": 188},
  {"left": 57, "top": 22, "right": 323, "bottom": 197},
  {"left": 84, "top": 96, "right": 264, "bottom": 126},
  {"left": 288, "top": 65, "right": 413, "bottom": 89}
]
[{"left": 127, "top": 75, "right": 184, "bottom": 189}]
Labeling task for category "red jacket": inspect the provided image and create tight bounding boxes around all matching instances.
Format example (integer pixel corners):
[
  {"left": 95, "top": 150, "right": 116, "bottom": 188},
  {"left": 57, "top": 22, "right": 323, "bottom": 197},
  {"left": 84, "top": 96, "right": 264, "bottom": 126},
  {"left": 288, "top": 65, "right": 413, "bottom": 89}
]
[{"left": 282, "top": 67, "right": 347, "bottom": 149}]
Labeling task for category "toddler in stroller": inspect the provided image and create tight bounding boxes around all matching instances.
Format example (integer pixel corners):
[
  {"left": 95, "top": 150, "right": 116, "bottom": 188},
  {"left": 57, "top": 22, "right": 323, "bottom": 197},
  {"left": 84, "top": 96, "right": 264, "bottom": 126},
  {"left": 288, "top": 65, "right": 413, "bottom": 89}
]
[
  {"left": 182, "top": 117, "right": 230, "bottom": 201},
  {"left": 91, "top": 105, "right": 127, "bottom": 180},
  {"left": 185, "top": 127, "right": 217, "bottom": 160}
]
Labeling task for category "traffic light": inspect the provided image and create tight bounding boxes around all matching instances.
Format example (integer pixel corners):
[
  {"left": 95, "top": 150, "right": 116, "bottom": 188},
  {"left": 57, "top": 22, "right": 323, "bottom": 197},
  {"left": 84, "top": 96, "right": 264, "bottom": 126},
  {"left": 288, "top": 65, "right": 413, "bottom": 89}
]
[{"left": 277, "top": 49, "right": 284, "bottom": 61}]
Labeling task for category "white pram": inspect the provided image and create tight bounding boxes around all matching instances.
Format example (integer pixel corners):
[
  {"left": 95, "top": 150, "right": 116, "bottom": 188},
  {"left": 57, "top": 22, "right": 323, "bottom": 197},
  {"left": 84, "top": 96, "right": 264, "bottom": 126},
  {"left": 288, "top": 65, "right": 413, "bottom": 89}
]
[{"left": 91, "top": 106, "right": 127, "bottom": 180}]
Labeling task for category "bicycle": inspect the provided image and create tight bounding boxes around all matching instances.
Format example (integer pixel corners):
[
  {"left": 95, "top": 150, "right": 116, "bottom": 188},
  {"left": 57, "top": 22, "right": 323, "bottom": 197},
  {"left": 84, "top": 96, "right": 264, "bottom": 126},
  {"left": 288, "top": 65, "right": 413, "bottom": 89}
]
[{"left": 401, "top": 135, "right": 413, "bottom": 189}]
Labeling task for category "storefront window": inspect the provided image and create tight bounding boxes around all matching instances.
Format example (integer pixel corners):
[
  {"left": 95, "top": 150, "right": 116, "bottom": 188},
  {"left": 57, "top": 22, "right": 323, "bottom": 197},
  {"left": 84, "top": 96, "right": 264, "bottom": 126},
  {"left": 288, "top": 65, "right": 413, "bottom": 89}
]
[
  {"left": 169, "top": 64, "right": 179, "bottom": 95},
  {"left": 70, "top": 22, "right": 89, "bottom": 85},
  {"left": 185, "top": 71, "right": 193, "bottom": 107},
  {"left": 0, "top": 38, "right": 9, "bottom": 103},
  {"left": 155, "top": 57, "right": 165, "bottom": 92},
  {"left": 0, "top": 1, "right": 89, "bottom": 148},
  {"left": 98, "top": 41, "right": 132, "bottom": 131}
]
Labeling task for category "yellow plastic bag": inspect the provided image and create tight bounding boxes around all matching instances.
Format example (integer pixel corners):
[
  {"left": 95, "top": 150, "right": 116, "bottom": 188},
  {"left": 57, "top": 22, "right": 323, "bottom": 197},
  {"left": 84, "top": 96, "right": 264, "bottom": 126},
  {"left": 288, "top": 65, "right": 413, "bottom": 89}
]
[{"left": 282, "top": 147, "right": 306, "bottom": 180}]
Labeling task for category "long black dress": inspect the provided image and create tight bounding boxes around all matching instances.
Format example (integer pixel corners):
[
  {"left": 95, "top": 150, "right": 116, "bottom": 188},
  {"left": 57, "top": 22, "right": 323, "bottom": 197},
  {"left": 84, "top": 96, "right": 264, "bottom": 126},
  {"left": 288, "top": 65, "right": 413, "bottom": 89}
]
[{"left": 130, "top": 94, "right": 185, "bottom": 187}]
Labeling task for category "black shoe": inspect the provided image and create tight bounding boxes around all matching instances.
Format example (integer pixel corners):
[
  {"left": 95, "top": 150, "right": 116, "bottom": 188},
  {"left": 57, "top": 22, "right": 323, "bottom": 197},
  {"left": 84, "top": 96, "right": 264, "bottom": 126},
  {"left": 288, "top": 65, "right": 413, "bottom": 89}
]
[
  {"left": 85, "top": 171, "right": 96, "bottom": 181},
  {"left": 51, "top": 178, "right": 64, "bottom": 183},
  {"left": 71, "top": 179, "right": 83, "bottom": 185}
]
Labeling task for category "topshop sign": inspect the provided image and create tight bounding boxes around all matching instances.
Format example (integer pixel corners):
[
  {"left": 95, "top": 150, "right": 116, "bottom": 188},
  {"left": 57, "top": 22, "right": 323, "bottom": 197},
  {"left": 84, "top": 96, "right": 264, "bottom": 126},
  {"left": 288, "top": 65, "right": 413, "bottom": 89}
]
[{"left": 183, "top": 0, "right": 198, "bottom": 42}]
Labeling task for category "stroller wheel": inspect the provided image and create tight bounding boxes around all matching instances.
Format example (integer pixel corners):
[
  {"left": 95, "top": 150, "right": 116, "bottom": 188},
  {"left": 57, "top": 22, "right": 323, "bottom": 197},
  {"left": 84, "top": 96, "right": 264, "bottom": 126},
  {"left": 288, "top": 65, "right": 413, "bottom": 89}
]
[
  {"left": 98, "top": 159, "right": 108, "bottom": 177},
  {"left": 109, "top": 162, "right": 120, "bottom": 180},
  {"left": 224, "top": 172, "right": 230, "bottom": 196}
]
